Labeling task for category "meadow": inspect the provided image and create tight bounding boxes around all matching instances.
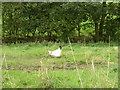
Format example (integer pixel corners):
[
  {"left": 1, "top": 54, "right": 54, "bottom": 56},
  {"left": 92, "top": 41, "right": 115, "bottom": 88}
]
[{"left": 2, "top": 41, "right": 118, "bottom": 88}]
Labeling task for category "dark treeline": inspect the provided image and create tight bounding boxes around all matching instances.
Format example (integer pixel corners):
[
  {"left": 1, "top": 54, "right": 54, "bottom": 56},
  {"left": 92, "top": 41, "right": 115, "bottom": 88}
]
[{"left": 2, "top": 2, "right": 120, "bottom": 43}]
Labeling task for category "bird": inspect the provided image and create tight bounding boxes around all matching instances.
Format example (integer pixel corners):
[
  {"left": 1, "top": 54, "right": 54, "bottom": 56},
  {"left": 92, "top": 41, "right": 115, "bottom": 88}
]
[{"left": 48, "top": 46, "right": 62, "bottom": 58}]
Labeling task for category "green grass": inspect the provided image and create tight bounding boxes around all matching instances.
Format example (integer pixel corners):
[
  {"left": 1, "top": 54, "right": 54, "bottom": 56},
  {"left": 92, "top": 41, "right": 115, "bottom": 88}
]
[
  {"left": 2, "top": 41, "right": 118, "bottom": 88},
  {"left": 2, "top": 68, "right": 118, "bottom": 88}
]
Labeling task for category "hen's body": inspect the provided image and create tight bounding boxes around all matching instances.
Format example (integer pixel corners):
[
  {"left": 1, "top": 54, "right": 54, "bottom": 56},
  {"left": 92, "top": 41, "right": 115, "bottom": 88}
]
[{"left": 48, "top": 46, "right": 62, "bottom": 57}]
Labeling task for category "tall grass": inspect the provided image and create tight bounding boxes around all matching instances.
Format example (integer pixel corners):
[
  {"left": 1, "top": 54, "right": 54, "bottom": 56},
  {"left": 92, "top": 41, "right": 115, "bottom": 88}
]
[
  {"left": 68, "top": 37, "right": 83, "bottom": 87},
  {"left": 2, "top": 41, "right": 118, "bottom": 88},
  {"left": 2, "top": 53, "right": 15, "bottom": 88},
  {"left": 0, "top": 44, "right": 2, "bottom": 89}
]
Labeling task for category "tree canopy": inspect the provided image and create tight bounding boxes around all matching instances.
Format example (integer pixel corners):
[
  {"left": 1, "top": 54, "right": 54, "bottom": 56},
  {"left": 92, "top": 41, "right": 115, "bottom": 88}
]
[{"left": 2, "top": 2, "right": 120, "bottom": 43}]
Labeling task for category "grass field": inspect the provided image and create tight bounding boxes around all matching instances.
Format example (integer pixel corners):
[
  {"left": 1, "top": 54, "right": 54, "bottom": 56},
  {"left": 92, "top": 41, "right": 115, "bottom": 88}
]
[{"left": 2, "top": 41, "right": 118, "bottom": 88}]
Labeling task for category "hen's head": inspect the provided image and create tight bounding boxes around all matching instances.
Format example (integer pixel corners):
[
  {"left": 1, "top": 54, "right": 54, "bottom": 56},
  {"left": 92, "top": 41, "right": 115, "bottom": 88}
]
[{"left": 59, "top": 46, "right": 62, "bottom": 49}]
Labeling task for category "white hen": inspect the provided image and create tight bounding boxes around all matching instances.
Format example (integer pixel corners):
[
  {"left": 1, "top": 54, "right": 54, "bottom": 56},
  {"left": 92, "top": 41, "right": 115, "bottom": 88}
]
[{"left": 48, "top": 46, "right": 62, "bottom": 57}]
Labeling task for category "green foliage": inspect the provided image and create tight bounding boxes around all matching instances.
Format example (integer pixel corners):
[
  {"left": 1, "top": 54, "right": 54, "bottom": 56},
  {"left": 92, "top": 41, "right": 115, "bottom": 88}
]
[
  {"left": 2, "top": 2, "right": 120, "bottom": 43},
  {"left": 80, "top": 20, "right": 95, "bottom": 36}
]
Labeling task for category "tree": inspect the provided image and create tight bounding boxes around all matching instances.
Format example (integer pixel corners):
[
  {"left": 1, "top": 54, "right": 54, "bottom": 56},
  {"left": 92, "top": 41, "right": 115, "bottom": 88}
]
[{"left": 2, "top": 2, "right": 119, "bottom": 43}]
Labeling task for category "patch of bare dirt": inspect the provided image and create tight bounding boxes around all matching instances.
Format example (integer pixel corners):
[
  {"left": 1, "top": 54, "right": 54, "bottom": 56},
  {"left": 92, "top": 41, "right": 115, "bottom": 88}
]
[{"left": 2, "top": 62, "right": 109, "bottom": 71}]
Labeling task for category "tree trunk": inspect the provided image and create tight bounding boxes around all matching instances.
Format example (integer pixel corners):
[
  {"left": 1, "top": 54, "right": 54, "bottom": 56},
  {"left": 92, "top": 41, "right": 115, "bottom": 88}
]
[
  {"left": 77, "top": 30, "right": 80, "bottom": 37},
  {"left": 99, "top": 2, "right": 107, "bottom": 41},
  {"left": 94, "top": 22, "right": 99, "bottom": 42},
  {"left": 48, "top": 32, "right": 52, "bottom": 41},
  {"left": 9, "top": 12, "right": 13, "bottom": 38},
  {"left": 14, "top": 25, "right": 18, "bottom": 44},
  {"left": 77, "top": 27, "right": 81, "bottom": 37}
]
